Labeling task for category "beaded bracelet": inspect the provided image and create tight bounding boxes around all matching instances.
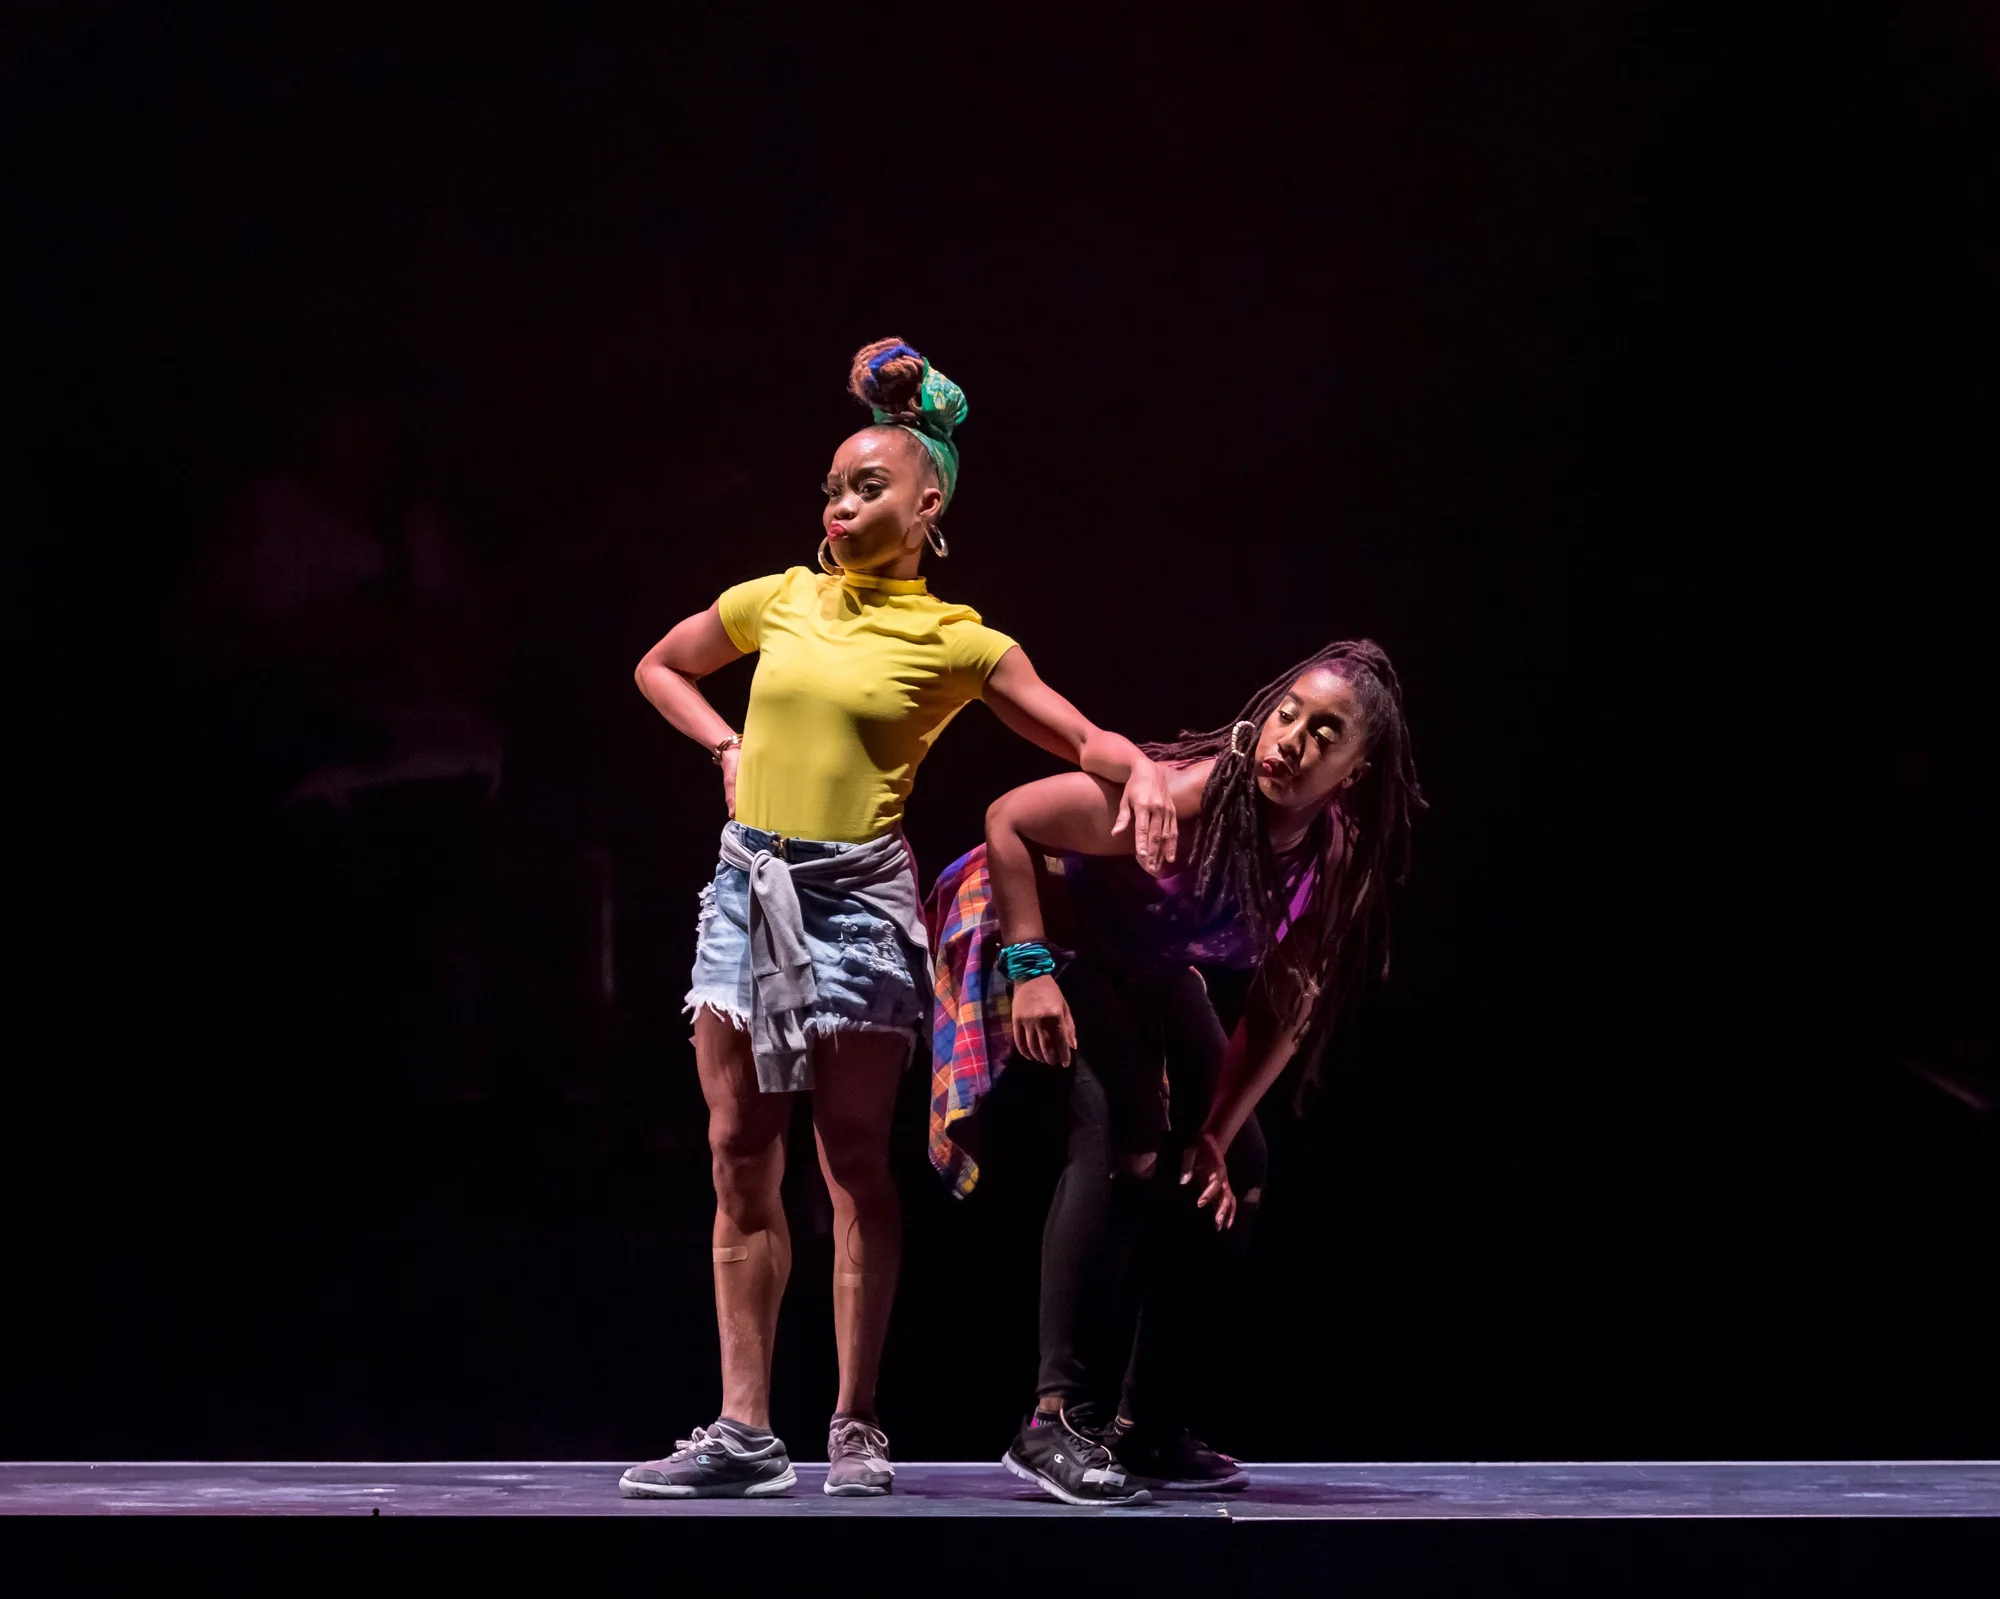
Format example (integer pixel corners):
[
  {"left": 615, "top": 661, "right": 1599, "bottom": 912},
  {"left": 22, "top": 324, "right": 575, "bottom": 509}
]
[{"left": 998, "top": 941, "right": 1058, "bottom": 983}]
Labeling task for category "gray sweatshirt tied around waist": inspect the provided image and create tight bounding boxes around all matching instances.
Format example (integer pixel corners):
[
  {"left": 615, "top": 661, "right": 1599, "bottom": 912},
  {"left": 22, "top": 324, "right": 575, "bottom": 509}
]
[{"left": 716, "top": 824, "right": 932, "bottom": 1093}]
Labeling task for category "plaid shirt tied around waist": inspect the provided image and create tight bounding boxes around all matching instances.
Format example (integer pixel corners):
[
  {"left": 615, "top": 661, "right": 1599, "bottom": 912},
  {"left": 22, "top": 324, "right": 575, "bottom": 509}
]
[{"left": 926, "top": 845, "right": 1023, "bottom": 1198}]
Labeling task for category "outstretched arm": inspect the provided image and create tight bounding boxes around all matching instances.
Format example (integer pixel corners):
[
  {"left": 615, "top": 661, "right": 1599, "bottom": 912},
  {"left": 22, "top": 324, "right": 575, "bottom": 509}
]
[
  {"left": 1181, "top": 928, "right": 1320, "bottom": 1228},
  {"left": 984, "top": 761, "right": 1211, "bottom": 1067},
  {"left": 981, "top": 646, "right": 1177, "bottom": 875},
  {"left": 634, "top": 603, "right": 749, "bottom": 814}
]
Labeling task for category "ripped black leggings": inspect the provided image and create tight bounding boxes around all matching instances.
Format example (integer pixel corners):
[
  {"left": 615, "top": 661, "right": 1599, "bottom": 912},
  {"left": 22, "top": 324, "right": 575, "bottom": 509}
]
[{"left": 1032, "top": 960, "right": 1266, "bottom": 1427}]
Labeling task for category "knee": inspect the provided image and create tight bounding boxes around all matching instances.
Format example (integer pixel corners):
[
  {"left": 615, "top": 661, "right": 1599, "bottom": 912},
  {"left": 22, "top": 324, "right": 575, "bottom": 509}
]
[
  {"left": 822, "top": 1155, "right": 895, "bottom": 1211},
  {"left": 709, "top": 1118, "right": 780, "bottom": 1211},
  {"left": 819, "top": 1129, "right": 894, "bottom": 1206},
  {"left": 1116, "top": 1151, "right": 1159, "bottom": 1181}
]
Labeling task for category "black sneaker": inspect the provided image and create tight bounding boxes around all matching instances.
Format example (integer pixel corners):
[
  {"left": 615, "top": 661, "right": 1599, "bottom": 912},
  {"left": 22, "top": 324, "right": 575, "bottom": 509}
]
[
  {"left": 1002, "top": 1408, "right": 1151, "bottom": 1507},
  {"left": 1103, "top": 1419, "right": 1248, "bottom": 1492},
  {"left": 619, "top": 1421, "right": 798, "bottom": 1498}
]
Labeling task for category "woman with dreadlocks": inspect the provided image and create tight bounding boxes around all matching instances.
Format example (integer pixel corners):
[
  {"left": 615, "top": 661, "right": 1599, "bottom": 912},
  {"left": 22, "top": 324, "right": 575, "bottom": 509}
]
[
  {"left": 927, "top": 640, "right": 1422, "bottom": 1505},
  {"left": 622, "top": 340, "right": 1174, "bottom": 1501}
]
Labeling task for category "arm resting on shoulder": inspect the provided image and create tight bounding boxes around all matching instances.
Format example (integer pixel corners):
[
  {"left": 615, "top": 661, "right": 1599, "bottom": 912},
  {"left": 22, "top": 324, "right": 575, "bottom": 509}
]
[
  {"left": 981, "top": 646, "right": 1178, "bottom": 872},
  {"left": 983, "top": 762, "right": 1209, "bottom": 945},
  {"left": 983, "top": 762, "right": 1210, "bottom": 1068}
]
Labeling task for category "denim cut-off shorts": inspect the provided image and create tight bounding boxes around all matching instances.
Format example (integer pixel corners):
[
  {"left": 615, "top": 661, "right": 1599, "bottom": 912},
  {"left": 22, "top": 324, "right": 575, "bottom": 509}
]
[{"left": 685, "top": 823, "right": 928, "bottom": 1064}]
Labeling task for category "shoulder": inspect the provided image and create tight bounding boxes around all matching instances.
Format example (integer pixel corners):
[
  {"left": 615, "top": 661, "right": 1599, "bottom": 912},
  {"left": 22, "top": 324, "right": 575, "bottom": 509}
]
[
  {"left": 756, "top": 566, "right": 822, "bottom": 598},
  {"left": 926, "top": 592, "right": 1017, "bottom": 672},
  {"left": 945, "top": 621, "right": 1019, "bottom": 679},
  {"left": 719, "top": 568, "right": 817, "bottom": 610},
  {"left": 715, "top": 570, "right": 808, "bottom": 651},
  {"left": 922, "top": 589, "right": 991, "bottom": 631},
  {"left": 1168, "top": 759, "right": 1215, "bottom": 817}
]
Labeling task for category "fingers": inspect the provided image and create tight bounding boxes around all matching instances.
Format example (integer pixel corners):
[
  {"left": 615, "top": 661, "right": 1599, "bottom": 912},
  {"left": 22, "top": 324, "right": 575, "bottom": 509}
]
[
  {"left": 1012, "top": 995, "right": 1076, "bottom": 1068},
  {"left": 1138, "top": 798, "right": 1172, "bottom": 875},
  {"left": 1011, "top": 1019, "right": 1038, "bottom": 1065},
  {"left": 1027, "top": 1020, "right": 1069, "bottom": 1068},
  {"left": 1111, "top": 792, "right": 1133, "bottom": 838},
  {"left": 1161, "top": 802, "right": 1177, "bottom": 865},
  {"left": 1216, "top": 1190, "right": 1236, "bottom": 1230}
]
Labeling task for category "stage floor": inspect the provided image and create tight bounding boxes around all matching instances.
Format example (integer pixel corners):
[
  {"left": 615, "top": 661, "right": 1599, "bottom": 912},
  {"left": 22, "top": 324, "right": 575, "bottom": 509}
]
[{"left": 4, "top": 1460, "right": 1998, "bottom": 1517}]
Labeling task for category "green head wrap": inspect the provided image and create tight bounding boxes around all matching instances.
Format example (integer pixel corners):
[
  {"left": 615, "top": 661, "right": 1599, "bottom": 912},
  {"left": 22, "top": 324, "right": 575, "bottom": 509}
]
[{"left": 863, "top": 346, "right": 968, "bottom": 511}]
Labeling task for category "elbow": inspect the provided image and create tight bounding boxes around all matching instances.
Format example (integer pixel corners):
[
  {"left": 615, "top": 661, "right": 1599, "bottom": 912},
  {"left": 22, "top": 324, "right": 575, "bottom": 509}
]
[{"left": 635, "top": 647, "right": 679, "bottom": 695}]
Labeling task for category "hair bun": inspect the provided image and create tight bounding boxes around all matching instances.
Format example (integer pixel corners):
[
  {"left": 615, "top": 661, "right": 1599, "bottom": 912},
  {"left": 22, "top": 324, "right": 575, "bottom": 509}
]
[{"left": 848, "top": 337, "right": 927, "bottom": 419}]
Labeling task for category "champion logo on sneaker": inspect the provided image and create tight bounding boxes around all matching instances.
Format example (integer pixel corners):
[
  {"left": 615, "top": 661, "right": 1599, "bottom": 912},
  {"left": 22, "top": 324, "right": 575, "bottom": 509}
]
[
  {"left": 1002, "top": 1408, "right": 1150, "bottom": 1507},
  {"left": 618, "top": 1422, "right": 798, "bottom": 1499}
]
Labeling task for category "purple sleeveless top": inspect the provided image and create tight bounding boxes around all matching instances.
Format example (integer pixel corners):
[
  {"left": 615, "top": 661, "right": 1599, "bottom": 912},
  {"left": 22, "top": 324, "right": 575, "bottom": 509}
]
[{"left": 1053, "top": 841, "right": 1316, "bottom": 972}]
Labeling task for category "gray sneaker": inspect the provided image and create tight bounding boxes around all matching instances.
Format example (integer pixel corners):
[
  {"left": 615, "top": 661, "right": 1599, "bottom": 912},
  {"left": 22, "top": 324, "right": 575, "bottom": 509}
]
[
  {"left": 823, "top": 1414, "right": 895, "bottom": 1497},
  {"left": 619, "top": 1421, "right": 797, "bottom": 1499}
]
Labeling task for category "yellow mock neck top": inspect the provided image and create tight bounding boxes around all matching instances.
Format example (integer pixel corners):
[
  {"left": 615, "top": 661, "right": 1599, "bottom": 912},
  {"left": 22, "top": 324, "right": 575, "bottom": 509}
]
[{"left": 714, "top": 567, "right": 1019, "bottom": 842}]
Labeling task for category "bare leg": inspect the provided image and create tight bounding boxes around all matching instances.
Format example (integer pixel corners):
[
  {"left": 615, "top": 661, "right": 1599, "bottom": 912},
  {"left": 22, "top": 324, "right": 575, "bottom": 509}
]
[
  {"left": 810, "top": 1030, "right": 907, "bottom": 1421},
  {"left": 696, "top": 1006, "right": 794, "bottom": 1430}
]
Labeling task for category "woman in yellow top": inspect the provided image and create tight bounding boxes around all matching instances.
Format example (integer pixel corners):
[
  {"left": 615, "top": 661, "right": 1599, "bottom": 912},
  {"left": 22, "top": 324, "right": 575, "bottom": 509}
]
[{"left": 623, "top": 339, "right": 1175, "bottom": 1500}]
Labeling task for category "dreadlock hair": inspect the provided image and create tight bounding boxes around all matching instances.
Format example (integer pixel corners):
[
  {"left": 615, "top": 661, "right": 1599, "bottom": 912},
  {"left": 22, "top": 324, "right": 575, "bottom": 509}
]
[
  {"left": 847, "top": 337, "right": 926, "bottom": 418},
  {"left": 846, "top": 336, "right": 938, "bottom": 482},
  {"left": 1143, "top": 639, "right": 1426, "bottom": 1090}
]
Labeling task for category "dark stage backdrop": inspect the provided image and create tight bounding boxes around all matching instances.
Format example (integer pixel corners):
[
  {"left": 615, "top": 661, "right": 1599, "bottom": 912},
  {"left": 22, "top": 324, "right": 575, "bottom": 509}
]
[{"left": 6, "top": 3, "right": 1996, "bottom": 1462}]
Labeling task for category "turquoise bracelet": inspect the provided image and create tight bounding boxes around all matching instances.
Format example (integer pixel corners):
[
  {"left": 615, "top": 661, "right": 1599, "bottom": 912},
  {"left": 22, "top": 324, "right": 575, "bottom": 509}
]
[{"left": 998, "top": 941, "right": 1058, "bottom": 982}]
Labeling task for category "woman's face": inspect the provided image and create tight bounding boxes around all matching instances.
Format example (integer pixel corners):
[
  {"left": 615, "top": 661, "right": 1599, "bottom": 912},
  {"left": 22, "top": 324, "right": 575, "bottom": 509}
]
[
  {"left": 1253, "top": 666, "right": 1371, "bottom": 812},
  {"left": 822, "top": 429, "right": 941, "bottom": 574}
]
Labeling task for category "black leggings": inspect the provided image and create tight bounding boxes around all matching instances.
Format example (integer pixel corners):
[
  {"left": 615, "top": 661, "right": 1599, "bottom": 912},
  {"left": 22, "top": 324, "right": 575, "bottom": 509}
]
[{"left": 1034, "top": 961, "right": 1266, "bottom": 1427}]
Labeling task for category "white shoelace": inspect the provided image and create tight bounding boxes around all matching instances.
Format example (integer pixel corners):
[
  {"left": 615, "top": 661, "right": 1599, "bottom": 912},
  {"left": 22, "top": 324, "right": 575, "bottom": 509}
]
[
  {"left": 828, "top": 1418, "right": 891, "bottom": 1462},
  {"left": 1056, "top": 1414, "right": 1112, "bottom": 1466}
]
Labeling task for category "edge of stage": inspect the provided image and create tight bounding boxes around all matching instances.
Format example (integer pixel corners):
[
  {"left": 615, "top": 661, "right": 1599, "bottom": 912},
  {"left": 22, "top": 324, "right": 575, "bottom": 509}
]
[{"left": 5, "top": 1460, "right": 1996, "bottom": 1593}]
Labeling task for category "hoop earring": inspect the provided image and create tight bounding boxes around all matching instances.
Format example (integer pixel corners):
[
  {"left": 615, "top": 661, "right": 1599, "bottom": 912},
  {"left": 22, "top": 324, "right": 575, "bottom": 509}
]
[
  {"left": 817, "top": 536, "right": 843, "bottom": 576},
  {"left": 925, "top": 523, "right": 949, "bottom": 558},
  {"left": 1229, "top": 720, "right": 1257, "bottom": 757}
]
